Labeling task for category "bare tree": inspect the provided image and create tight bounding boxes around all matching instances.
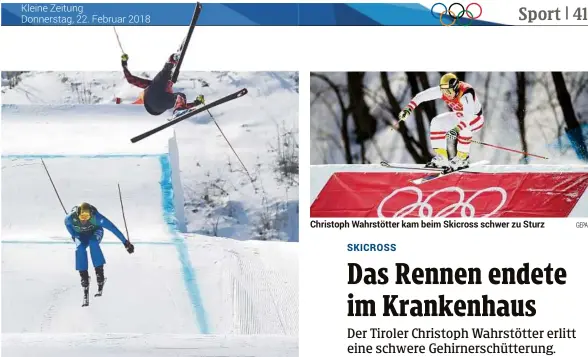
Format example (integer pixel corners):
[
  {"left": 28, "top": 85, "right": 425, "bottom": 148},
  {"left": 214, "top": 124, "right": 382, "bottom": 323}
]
[
  {"left": 480, "top": 72, "right": 493, "bottom": 142},
  {"left": 551, "top": 72, "right": 588, "bottom": 161},
  {"left": 310, "top": 73, "right": 353, "bottom": 164},
  {"left": 516, "top": 72, "right": 528, "bottom": 163},
  {"left": 347, "top": 72, "right": 377, "bottom": 163},
  {"left": 380, "top": 72, "right": 424, "bottom": 163},
  {"left": 572, "top": 72, "right": 588, "bottom": 103},
  {"left": 406, "top": 72, "right": 432, "bottom": 162}
]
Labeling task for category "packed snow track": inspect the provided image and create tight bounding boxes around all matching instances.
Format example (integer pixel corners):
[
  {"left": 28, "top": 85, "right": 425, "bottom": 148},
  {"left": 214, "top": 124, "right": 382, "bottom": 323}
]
[{"left": 2, "top": 104, "right": 298, "bottom": 356}]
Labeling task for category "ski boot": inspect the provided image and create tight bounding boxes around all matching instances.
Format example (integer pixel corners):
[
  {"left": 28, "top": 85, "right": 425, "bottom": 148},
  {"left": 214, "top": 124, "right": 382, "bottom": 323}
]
[
  {"left": 80, "top": 270, "right": 90, "bottom": 307},
  {"left": 164, "top": 53, "right": 181, "bottom": 75},
  {"left": 80, "top": 270, "right": 90, "bottom": 288},
  {"left": 425, "top": 155, "right": 450, "bottom": 171},
  {"left": 193, "top": 94, "right": 205, "bottom": 106},
  {"left": 449, "top": 155, "right": 470, "bottom": 172},
  {"left": 95, "top": 266, "right": 106, "bottom": 297}
]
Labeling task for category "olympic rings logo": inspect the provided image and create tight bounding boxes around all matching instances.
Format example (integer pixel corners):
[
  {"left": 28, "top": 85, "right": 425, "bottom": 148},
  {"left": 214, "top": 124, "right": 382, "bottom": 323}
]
[
  {"left": 377, "top": 186, "right": 508, "bottom": 218},
  {"left": 431, "top": 2, "right": 483, "bottom": 26}
]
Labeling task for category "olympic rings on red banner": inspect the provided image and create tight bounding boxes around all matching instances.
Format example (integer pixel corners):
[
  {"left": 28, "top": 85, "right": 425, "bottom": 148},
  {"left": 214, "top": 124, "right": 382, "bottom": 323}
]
[
  {"left": 376, "top": 186, "right": 508, "bottom": 218},
  {"left": 431, "top": 2, "right": 483, "bottom": 26}
]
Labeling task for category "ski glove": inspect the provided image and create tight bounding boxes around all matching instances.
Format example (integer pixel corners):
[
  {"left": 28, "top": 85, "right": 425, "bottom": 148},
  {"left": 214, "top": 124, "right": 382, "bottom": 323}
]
[
  {"left": 196, "top": 94, "right": 205, "bottom": 105},
  {"left": 124, "top": 240, "right": 134, "bottom": 254},
  {"left": 398, "top": 107, "right": 413, "bottom": 121},
  {"left": 121, "top": 53, "right": 129, "bottom": 66},
  {"left": 447, "top": 126, "right": 460, "bottom": 139}
]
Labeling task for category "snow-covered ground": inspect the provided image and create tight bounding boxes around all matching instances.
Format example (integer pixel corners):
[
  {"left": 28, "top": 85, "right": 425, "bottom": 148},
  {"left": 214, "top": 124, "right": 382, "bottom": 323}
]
[
  {"left": 1, "top": 71, "right": 298, "bottom": 356},
  {"left": 3, "top": 70, "right": 299, "bottom": 241},
  {"left": 2, "top": 334, "right": 298, "bottom": 357}
]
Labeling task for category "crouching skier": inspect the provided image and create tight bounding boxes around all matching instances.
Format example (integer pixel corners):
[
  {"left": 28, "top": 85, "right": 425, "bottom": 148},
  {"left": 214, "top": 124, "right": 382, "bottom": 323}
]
[
  {"left": 395, "top": 73, "right": 485, "bottom": 173},
  {"left": 121, "top": 53, "right": 205, "bottom": 116},
  {"left": 64, "top": 202, "right": 135, "bottom": 306}
]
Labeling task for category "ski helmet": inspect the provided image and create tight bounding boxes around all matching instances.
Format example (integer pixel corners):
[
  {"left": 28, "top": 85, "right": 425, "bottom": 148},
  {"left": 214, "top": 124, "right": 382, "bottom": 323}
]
[
  {"left": 440, "top": 73, "right": 459, "bottom": 97},
  {"left": 77, "top": 202, "right": 92, "bottom": 221}
]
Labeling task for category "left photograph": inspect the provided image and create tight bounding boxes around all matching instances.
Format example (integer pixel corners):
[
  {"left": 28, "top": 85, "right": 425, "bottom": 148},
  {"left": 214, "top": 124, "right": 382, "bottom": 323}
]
[{"left": 1, "top": 67, "right": 298, "bottom": 357}]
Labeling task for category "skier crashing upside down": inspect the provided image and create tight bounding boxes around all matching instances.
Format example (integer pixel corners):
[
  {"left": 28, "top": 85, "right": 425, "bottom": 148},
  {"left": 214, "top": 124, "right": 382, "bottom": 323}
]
[
  {"left": 394, "top": 73, "right": 484, "bottom": 173},
  {"left": 121, "top": 53, "right": 205, "bottom": 116}
]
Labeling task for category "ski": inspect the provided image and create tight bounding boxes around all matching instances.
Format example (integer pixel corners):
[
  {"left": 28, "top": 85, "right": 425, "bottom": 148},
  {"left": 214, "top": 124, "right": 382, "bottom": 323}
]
[
  {"left": 172, "top": 2, "right": 202, "bottom": 83},
  {"left": 82, "top": 286, "right": 90, "bottom": 307},
  {"left": 380, "top": 161, "right": 444, "bottom": 172},
  {"left": 95, "top": 278, "right": 106, "bottom": 297},
  {"left": 410, "top": 160, "right": 490, "bottom": 185},
  {"left": 131, "top": 88, "right": 248, "bottom": 143}
]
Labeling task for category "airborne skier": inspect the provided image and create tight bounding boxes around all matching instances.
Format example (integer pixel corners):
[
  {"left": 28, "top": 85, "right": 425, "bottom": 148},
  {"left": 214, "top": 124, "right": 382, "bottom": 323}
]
[
  {"left": 394, "top": 73, "right": 485, "bottom": 172},
  {"left": 64, "top": 202, "right": 134, "bottom": 305},
  {"left": 120, "top": 4, "right": 249, "bottom": 143},
  {"left": 121, "top": 52, "right": 205, "bottom": 116}
]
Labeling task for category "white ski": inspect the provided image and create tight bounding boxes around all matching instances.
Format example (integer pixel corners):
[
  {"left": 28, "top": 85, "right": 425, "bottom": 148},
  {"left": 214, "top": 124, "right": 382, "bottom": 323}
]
[{"left": 410, "top": 160, "right": 489, "bottom": 185}]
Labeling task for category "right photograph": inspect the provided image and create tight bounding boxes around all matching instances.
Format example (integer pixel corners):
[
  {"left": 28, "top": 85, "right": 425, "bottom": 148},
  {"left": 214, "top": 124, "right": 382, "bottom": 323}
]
[{"left": 310, "top": 72, "right": 588, "bottom": 218}]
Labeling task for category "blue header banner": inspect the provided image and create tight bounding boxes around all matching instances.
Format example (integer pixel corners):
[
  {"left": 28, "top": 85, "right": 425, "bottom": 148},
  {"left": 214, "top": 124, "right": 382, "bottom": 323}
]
[{"left": 1, "top": 3, "right": 503, "bottom": 26}]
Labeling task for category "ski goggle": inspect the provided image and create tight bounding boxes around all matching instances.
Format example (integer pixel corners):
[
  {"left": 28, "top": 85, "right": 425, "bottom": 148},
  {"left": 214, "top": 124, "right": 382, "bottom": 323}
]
[
  {"left": 78, "top": 210, "right": 91, "bottom": 221},
  {"left": 441, "top": 87, "right": 456, "bottom": 97}
]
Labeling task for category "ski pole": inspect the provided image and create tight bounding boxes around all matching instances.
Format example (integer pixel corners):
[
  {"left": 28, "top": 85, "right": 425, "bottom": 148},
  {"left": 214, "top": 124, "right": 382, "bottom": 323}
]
[
  {"left": 117, "top": 183, "right": 131, "bottom": 243},
  {"left": 206, "top": 108, "right": 255, "bottom": 184},
  {"left": 465, "top": 138, "right": 548, "bottom": 160},
  {"left": 113, "top": 27, "right": 125, "bottom": 53},
  {"left": 446, "top": 133, "right": 549, "bottom": 159},
  {"left": 41, "top": 159, "right": 67, "bottom": 214}
]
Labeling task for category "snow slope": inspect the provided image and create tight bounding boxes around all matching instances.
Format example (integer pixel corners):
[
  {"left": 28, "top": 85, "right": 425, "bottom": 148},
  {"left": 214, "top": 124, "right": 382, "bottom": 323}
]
[
  {"left": 1, "top": 75, "right": 298, "bottom": 356},
  {"left": 2, "top": 334, "right": 298, "bottom": 357},
  {"left": 2, "top": 70, "right": 300, "bottom": 242}
]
